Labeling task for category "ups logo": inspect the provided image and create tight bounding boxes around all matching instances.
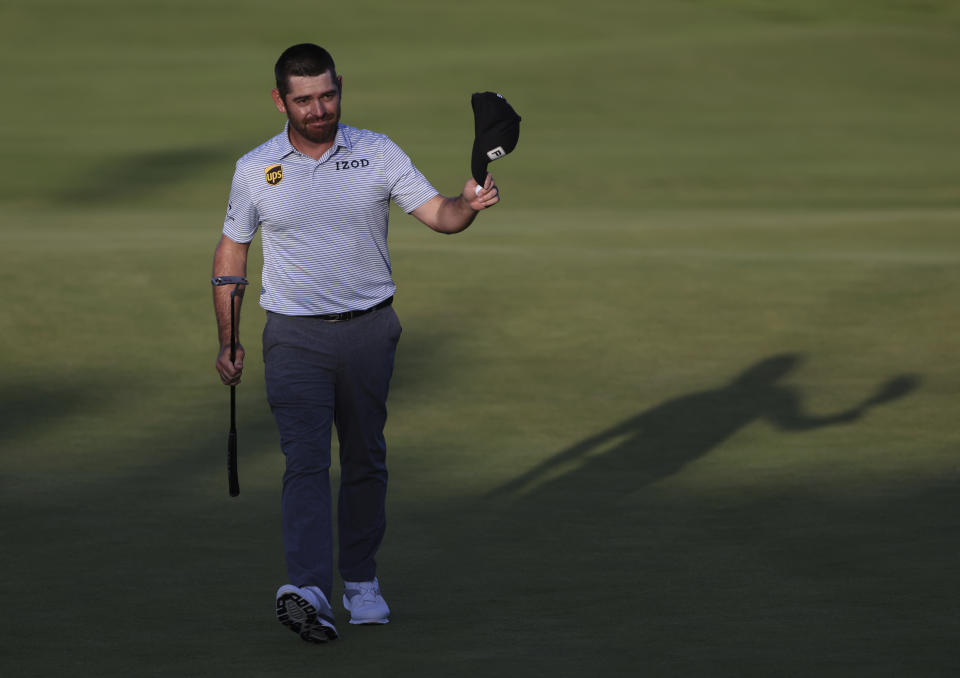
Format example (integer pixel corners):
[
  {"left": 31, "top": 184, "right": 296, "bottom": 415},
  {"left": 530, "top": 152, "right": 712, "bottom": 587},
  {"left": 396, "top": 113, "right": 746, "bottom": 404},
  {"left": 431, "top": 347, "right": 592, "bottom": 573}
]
[{"left": 264, "top": 164, "right": 283, "bottom": 186}]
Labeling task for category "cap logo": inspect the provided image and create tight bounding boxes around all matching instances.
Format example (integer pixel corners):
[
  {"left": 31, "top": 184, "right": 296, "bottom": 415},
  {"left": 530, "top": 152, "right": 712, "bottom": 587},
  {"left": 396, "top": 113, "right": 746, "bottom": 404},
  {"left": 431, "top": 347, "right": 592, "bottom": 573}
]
[
  {"left": 264, "top": 164, "right": 283, "bottom": 186},
  {"left": 486, "top": 146, "right": 506, "bottom": 161}
]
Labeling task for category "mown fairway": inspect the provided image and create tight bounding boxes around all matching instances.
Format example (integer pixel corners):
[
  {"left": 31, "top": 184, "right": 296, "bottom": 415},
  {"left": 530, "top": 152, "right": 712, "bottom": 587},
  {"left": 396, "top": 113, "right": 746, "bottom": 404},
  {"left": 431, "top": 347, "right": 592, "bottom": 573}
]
[{"left": 2, "top": 1, "right": 959, "bottom": 676}]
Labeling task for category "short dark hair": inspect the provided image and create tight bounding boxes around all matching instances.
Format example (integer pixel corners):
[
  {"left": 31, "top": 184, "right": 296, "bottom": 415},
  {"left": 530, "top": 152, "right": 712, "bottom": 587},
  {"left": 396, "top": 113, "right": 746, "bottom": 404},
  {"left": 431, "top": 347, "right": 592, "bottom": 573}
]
[{"left": 274, "top": 43, "right": 337, "bottom": 98}]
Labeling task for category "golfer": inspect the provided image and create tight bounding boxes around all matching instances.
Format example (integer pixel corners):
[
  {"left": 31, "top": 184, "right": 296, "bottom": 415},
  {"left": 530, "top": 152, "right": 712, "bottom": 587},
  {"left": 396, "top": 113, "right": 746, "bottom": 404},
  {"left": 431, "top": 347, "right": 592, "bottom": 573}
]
[{"left": 212, "top": 43, "right": 498, "bottom": 642}]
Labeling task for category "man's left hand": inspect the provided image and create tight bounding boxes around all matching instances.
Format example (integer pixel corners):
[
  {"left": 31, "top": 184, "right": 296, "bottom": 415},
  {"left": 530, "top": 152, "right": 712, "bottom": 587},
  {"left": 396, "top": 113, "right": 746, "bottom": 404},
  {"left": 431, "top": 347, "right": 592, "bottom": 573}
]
[{"left": 463, "top": 174, "right": 499, "bottom": 210}]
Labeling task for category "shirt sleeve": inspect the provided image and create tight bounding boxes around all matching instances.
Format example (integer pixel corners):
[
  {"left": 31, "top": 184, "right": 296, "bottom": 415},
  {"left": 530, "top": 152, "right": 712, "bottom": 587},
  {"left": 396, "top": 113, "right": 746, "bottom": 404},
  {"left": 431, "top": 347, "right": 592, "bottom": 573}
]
[
  {"left": 222, "top": 162, "right": 259, "bottom": 243},
  {"left": 382, "top": 137, "right": 439, "bottom": 213}
]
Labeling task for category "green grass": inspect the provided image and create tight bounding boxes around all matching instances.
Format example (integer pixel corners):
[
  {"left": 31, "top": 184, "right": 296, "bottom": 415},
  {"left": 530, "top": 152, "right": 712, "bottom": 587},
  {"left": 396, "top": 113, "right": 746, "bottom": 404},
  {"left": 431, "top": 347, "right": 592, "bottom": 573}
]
[{"left": 2, "top": 1, "right": 959, "bottom": 676}]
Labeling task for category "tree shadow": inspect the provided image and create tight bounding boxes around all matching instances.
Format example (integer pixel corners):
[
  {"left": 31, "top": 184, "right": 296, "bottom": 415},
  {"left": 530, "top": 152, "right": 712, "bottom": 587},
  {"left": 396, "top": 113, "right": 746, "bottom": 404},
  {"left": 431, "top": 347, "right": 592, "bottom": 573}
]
[
  {"left": 492, "top": 353, "right": 920, "bottom": 500},
  {"left": 0, "top": 381, "right": 95, "bottom": 447},
  {"left": 54, "top": 145, "right": 238, "bottom": 205}
]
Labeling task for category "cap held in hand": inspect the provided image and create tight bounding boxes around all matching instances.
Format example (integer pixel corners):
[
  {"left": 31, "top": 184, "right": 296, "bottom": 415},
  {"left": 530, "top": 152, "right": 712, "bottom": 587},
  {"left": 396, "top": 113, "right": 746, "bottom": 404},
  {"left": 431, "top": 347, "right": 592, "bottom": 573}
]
[{"left": 471, "top": 92, "right": 521, "bottom": 185}]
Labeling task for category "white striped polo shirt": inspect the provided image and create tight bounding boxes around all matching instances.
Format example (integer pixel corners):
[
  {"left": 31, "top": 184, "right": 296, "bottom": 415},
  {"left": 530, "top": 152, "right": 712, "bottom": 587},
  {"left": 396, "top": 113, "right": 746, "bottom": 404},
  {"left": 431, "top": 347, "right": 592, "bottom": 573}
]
[{"left": 222, "top": 122, "right": 438, "bottom": 315}]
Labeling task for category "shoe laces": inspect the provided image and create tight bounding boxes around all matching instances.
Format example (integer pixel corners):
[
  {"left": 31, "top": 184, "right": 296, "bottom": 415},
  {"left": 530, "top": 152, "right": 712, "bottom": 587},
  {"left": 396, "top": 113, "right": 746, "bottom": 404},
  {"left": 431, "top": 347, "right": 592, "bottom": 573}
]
[{"left": 348, "top": 581, "right": 381, "bottom": 605}]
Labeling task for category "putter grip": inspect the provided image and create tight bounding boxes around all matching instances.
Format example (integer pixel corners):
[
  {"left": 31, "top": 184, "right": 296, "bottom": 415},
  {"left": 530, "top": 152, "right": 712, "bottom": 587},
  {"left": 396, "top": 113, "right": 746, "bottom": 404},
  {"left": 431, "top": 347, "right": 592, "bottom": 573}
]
[{"left": 227, "top": 429, "right": 239, "bottom": 497}]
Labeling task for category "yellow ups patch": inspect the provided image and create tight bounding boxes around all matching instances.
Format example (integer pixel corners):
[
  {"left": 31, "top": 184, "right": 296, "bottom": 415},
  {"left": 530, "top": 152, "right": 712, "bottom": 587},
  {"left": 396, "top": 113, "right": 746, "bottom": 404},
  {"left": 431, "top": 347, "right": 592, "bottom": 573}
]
[{"left": 264, "top": 164, "right": 283, "bottom": 186}]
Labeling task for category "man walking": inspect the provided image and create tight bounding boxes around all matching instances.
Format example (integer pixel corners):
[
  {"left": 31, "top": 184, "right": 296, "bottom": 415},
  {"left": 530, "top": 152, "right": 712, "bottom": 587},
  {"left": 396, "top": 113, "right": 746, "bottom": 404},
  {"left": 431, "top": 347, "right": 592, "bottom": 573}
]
[{"left": 212, "top": 43, "right": 499, "bottom": 643}]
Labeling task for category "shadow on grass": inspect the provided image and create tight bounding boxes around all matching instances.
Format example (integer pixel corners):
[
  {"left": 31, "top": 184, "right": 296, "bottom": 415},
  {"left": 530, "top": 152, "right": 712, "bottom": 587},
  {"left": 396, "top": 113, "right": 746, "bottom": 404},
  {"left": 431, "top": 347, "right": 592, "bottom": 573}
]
[
  {"left": 491, "top": 353, "right": 920, "bottom": 499},
  {"left": 397, "top": 354, "right": 952, "bottom": 675},
  {"left": 0, "top": 382, "right": 89, "bottom": 443},
  {"left": 2, "top": 353, "right": 951, "bottom": 678},
  {"left": 55, "top": 145, "right": 238, "bottom": 206}
]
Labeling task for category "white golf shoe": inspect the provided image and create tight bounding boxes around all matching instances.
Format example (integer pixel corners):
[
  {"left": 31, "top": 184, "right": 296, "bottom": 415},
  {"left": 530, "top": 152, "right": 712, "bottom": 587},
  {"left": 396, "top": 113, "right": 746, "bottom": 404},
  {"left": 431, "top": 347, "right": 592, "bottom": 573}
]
[
  {"left": 342, "top": 578, "right": 390, "bottom": 625},
  {"left": 276, "top": 584, "right": 339, "bottom": 643}
]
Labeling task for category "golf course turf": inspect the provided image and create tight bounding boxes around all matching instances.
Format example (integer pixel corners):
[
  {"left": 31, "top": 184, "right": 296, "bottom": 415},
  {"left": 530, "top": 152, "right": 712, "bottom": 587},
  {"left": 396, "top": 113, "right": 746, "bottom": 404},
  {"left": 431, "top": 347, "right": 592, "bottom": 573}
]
[{"left": 1, "top": 1, "right": 958, "bottom": 675}]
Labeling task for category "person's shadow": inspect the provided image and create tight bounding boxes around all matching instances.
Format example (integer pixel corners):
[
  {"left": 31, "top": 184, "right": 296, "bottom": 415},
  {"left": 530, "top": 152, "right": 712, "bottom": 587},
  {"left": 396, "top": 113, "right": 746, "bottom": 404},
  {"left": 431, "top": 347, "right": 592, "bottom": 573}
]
[{"left": 493, "top": 353, "right": 920, "bottom": 499}]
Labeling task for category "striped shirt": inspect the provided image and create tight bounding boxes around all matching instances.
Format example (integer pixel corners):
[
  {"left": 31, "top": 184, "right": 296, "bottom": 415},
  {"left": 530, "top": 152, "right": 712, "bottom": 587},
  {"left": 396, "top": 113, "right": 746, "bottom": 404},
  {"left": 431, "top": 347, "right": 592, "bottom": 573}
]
[{"left": 223, "top": 123, "right": 438, "bottom": 315}]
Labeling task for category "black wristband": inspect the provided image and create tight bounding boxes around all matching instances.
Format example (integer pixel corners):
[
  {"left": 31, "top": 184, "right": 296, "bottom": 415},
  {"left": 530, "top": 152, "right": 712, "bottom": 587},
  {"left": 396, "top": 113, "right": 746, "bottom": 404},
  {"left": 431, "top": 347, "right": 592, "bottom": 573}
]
[{"left": 211, "top": 276, "right": 249, "bottom": 286}]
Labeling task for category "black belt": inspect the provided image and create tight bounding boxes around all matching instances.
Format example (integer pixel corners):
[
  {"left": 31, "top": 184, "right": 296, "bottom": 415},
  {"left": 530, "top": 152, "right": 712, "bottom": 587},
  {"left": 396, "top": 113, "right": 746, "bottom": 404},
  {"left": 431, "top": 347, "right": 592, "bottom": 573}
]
[{"left": 308, "top": 296, "right": 393, "bottom": 322}]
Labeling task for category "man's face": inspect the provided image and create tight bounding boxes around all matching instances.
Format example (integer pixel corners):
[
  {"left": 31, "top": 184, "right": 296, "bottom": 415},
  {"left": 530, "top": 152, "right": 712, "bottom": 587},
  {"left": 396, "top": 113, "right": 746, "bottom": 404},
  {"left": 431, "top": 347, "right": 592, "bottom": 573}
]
[{"left": 272, "top": 71, "right": 342, "bottom": 146}]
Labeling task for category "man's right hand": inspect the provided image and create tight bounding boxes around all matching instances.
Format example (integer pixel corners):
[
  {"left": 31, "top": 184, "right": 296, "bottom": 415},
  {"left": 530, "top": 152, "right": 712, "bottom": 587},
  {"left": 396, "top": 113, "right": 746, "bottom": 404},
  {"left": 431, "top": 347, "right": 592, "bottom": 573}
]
[{"left": 216, "top": 343, "right": 245, "bottom": 386}]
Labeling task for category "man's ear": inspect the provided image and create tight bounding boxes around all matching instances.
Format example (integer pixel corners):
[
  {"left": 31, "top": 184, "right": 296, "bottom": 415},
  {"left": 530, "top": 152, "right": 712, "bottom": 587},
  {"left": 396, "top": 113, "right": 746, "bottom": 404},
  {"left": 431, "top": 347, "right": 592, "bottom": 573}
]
[
  {"left": 337, "top": 75, "right": 343, "bottom": 95},
  {"left": 271, "top": 88, "right": 287, "bottom": 114}
]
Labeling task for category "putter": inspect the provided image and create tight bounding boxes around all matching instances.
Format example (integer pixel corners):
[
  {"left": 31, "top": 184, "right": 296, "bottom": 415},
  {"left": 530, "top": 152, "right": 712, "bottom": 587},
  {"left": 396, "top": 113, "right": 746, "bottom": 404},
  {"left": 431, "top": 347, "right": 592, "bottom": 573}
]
[{"left": 212, "top": 275, "right": 249, "bottom": 497}]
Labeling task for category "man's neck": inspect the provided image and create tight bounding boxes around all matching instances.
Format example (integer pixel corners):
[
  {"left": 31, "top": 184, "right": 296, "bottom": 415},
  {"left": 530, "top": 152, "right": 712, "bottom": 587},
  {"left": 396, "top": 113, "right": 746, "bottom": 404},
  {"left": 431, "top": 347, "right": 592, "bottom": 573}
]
[{"left": 288, "top": 127, "right": 336, "bottom": 160}]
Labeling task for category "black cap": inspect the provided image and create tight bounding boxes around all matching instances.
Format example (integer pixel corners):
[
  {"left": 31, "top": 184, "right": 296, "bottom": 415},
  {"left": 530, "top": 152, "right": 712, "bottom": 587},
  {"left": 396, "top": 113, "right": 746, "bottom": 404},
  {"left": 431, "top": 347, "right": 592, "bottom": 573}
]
[{"left": 471, "top": 92, "right": 521, "bottom": 185}]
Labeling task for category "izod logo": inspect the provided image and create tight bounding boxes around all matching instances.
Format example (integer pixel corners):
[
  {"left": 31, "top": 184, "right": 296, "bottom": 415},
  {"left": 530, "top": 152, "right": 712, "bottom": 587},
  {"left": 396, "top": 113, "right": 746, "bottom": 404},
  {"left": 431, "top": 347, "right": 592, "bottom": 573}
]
[{"left": 264, "top": 164, "right": 283, "bottom": 186}]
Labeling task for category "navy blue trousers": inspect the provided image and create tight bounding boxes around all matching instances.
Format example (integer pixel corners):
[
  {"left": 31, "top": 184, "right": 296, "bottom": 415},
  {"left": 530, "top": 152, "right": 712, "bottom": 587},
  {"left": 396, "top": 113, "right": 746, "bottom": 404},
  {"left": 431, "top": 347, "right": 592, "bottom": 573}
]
[{"left": 262, "top": 305, "right": 401, "bottom": 601}]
